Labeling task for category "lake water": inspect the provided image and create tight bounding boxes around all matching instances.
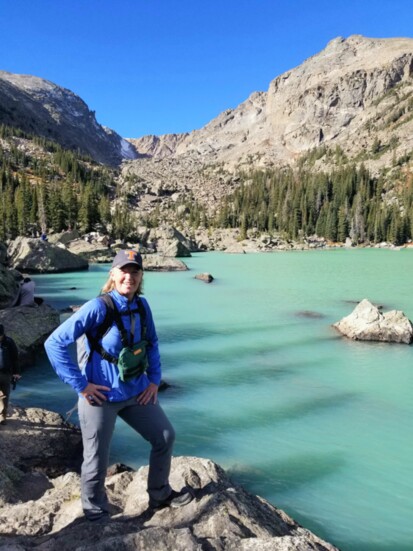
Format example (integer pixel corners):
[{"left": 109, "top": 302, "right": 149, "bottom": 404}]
[{"left": 15, "top": 249, "right": 413, "bottom": 551}]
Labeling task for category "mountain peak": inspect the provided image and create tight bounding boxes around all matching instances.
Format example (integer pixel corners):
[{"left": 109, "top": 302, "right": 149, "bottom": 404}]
[{"left": 0, "top": 71, "right": 138, "bottom": 166}]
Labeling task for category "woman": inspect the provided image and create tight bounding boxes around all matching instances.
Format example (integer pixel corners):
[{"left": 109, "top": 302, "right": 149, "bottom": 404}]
[{"left": 45, "top": 249, "right": 192, "bottom": 520}]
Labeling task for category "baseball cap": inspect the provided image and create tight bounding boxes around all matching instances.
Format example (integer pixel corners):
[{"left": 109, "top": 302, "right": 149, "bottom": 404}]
[{"left": 111, "top": 250, "right": 143, "bottom": 270}]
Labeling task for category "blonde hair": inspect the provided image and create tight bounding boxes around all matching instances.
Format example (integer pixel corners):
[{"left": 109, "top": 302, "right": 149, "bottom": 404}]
[{"left": 101, "top": 269, "right": 144, "bottom": 296}]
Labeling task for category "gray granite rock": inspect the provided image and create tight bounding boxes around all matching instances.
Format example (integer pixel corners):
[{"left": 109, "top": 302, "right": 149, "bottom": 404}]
[
  {"left": 66, "top": 238, "right": 114, "bottom": 263},
  {"left": 0, "top": 405, "right": 82, "bottom": 507},
  {"left": 0, "top": 405, "right": 338, "bottom": 551},
  {"left": 155, "top": 237, "right": 192, "bottom": 257},
  {"left": 8, "top": 237, "right": 89, "bottom": 273},
  {"left": 195, "top": 273, "right": 214, "bottom": 283},
  {"left": 0, "top": 264, "right": 20, "bottom": 308},
  {"left": 47, "top": 229, "right": 81, "bottom": 245},
  {"left": 142, "top": 254, "right": 188, "bottom": 271},
  {"left": 333, "top": 298, "right": 413, "bottom": 344},
  {"left": 0, "top": 302, "right": 60, "bottom": 366}
]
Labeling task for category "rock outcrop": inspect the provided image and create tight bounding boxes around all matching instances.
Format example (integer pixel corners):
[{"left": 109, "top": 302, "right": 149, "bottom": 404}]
[
  {"left": 0, "top": 302, "right": 60, "bottom": 366},
  {"left": 0, "top": 240, "right": 61, "bottom": 365},
  {"left": 0, "top": 263, "right": 20, "bottom": 308},
  {"left": 0, "top": 405, "right": 338, "bottom": 551},
  {"left": 142, "top": 254, "right": 189, "bottom": 271},
  {"left": 0, "top": 406, "right": 82, "bottom": 497},
  {"left": 8, "top": 237, "right": 89, "bottom": 273},
  {"left": 333, "top": 298, "right": 413, "bottom": 343},
  {"left": 66, "top": 238, "right": 114, "bottom": 263}
]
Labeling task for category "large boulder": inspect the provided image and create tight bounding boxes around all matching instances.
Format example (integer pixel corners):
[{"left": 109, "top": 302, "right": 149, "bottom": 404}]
[
  {"left": 148, "top": 225, "right": 198, "bottom": 255},
  {"left": 66, "top": 238, "right": 114, "bottom": 263},
  {"left": 0, "top": 242, "right": 20, "bottom": 308},
  {"left": 333, "top": 299, "right": 413, "bottom": 344},
  {"left": 142, "top": 254, "right": 189, "bottom": 271},
  {"left": 8, "top": 237, "right": 89, "bottom": 273},
  {"left": 0, "top": 302, "right": 60, "bottom": 366},
  {"left": 225, "top": 242, "right": 247, "bottom": 254},
  {"left": 155, "top": 237, "right": 192, "bottom": 257},
  {"left": 0, "top": 405, "right": 338, "bottom": 551},
  {"left": 0, "top": 264, "right": 20, "bottom": 309},
  {"left": 47, "top": 229, "right": 81, "bottom": 245},
  {"left": 0, "top": 406, "right": 82, "bottom": 496}
]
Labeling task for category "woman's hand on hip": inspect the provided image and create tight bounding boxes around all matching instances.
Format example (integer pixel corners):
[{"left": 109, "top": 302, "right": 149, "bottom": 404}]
[
  {"left": 81, "top": 383, "right": 110, "bottom": 405},
  {"left": 137, "top": 382, "right": 158, "bottom": 405}
]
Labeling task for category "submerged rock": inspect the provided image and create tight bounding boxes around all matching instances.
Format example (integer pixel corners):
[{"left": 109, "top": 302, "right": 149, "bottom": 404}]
[
  {"left": 333, "top": 298, "right": 413, "bottom": 344},
  {"left": 195, "top": 272, "right": 214, "bottom": 283},
  {"left": 0, "top": 405, "right": 339, "bottom": 551},
  {"left": 296, "top": 310, "right": 325, "bottom": 319}
]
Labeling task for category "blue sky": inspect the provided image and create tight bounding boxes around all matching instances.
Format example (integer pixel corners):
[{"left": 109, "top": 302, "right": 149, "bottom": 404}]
[{"left": 1, "top": 0, "right": 412, "bottom": 138}]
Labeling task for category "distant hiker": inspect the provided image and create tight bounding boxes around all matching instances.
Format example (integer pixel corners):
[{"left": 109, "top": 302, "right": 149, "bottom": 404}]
[
  {"left": 0, "top": 324, "right": 20, "bottom": 425},
  {"left": 45, "top": 249, "right": 193, "bottom": 521},
  {"left": 40, "top": 233, "right": 48, "bottom": 241}
]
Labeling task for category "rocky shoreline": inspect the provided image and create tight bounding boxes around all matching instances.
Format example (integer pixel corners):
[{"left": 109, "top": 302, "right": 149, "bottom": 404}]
[
  {"left": 2, "top": 228, "right": 410, "bottom": 277},
  {"left": 0, "top": 404, "right": 339, "bottom": 551}
]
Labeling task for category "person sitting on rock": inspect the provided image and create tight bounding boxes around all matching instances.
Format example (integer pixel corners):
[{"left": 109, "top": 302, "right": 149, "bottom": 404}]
[
  {"left": 10, "top": 276, "right": 36, "bottom": 307},
  {"left": 0, "top": 324, "right": 20, "bottom": 425},
  {"left": 18, "top": 277, "right": 36, "bottom": 307}
]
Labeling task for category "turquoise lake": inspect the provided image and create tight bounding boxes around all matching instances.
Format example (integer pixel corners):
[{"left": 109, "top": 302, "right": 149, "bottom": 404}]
[{"left": 15, "top": 249, "right": 413, "bottom": 551}]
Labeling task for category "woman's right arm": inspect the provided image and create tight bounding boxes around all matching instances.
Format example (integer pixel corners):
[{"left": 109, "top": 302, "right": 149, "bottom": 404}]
[{"left": 44, "top": 299, "right": 106, "bottom": 394}]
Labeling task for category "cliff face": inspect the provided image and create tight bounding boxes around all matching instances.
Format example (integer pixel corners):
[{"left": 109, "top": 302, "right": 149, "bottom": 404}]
[
  {"left": 128, "top": 35, "right": 413, "bottom": 168},
  {"left": 265, "top": 35, "right": 413, "bottom": 158},
  {"left": 0, "top": 71, "right": 138, "bottom": 166}
]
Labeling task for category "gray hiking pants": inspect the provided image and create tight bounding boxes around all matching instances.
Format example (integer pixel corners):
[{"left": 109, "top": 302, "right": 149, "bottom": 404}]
[{"left": 78, "top": 396, "right": 175, "bottom": 517}]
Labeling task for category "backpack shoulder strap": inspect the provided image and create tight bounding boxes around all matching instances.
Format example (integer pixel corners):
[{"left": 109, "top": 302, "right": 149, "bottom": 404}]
[
  {"left": 95, "top": 294, "right": 116, "bottom": 339},
  {"left": 86, "top": 294, "right": 121, "bottom": 364},
  {"left": 136, "top": 297, "right": 147, "bottom": 340}
]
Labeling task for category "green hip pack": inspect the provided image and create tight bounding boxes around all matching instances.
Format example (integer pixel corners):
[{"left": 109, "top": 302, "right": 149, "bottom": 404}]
[{"left": 117, "top": 340, "right": 149, "bottom": 382}]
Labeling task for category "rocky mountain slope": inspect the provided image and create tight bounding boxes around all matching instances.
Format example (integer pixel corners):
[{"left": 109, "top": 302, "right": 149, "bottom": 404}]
[
  {"left": 123, "top": 35, "right": 413, "bottom": 218},
  {"left": 128, "top": 35, "right": 413, "bottom": 168},
  {"left": 0, "top": 70, "right": 138, "bottom": 166}
]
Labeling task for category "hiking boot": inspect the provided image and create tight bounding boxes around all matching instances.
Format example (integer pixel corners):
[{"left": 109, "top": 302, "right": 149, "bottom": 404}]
[
  {"left": 149, "top": 487, "right": 194, "bottom": 510},
  {"left": 84, "top": 510, "right": 110, "bottom": 522}
]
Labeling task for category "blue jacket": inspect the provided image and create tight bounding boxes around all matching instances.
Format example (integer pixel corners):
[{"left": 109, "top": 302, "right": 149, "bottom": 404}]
[{"left": 44, "top": 290, "right": 161, "bottom": 401}]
